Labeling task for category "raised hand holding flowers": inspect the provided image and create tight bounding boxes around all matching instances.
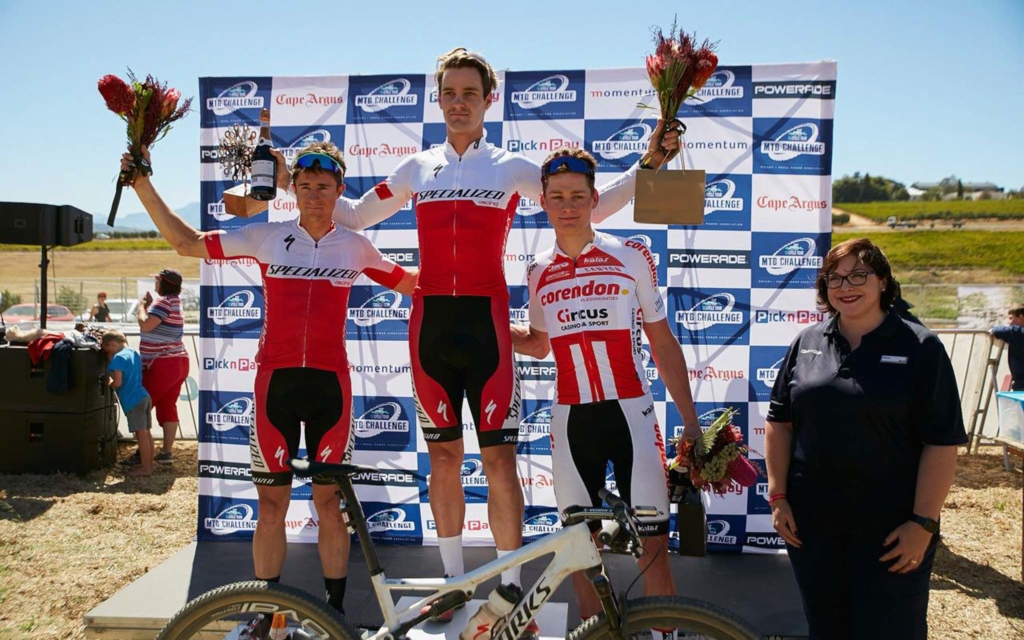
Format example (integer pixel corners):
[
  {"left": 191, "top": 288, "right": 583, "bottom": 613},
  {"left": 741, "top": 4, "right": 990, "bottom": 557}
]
[{"left": 99, "top": 70, "right": 192, "bottom": 225}]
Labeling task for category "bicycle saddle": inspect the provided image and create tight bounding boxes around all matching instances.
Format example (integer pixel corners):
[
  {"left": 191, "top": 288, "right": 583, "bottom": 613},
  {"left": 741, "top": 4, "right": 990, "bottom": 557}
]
[{"left": 288, "top": 458, "right": 376, "bottom": 478}]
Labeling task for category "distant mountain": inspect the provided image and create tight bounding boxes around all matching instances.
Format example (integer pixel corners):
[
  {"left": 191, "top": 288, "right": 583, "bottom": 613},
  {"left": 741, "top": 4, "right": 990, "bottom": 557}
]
[{"left": 107, "top": 202, "right": 200, "bottom": 232}]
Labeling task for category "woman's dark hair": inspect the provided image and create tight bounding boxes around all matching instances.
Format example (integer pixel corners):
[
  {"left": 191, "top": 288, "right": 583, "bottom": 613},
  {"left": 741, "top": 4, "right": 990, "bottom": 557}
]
[
  {"left": 156, "top": 278, "right": 182, "bottom": 296},
  {"left": 815, "top": 237, "right": 896, "bottom": 314}
]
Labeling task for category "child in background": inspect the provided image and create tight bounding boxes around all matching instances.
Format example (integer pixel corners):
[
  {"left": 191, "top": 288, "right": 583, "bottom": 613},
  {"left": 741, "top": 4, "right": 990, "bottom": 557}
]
[{"left": 102, "top": 330, "right": 154, "bottom": 477}]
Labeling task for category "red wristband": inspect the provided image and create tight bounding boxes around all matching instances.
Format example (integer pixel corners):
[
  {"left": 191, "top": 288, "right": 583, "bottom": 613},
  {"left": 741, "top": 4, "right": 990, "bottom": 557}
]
[{"left": 768, "top": 493, "right": 787, "bottom": 505}]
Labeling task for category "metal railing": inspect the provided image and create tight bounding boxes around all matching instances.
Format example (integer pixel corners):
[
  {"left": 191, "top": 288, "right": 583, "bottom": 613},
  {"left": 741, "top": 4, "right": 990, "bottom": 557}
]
[{"left": 932, "top": 330, "right": 1011, "bottom": 451}]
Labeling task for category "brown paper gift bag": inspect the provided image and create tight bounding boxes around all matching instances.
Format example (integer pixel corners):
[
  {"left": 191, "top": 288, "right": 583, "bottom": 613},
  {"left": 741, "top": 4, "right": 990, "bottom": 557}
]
[
  {"left": 222, "top": 183, "right": 270, "bottom": 218},
  {"left": 633, "top": 169, "right": 705, "bottom": 225}
]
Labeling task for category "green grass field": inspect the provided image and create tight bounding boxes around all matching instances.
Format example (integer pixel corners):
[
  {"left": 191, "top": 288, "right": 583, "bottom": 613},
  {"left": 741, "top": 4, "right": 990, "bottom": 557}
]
[
  {"left": 832, "top": 231, "right": 1024, "bottom": 276},
  {"left": 0, "top": 238, "right": 172, "bottom": 251},
  {"left": 835, "top": 200, "right": 1024, "bottom": 221}
]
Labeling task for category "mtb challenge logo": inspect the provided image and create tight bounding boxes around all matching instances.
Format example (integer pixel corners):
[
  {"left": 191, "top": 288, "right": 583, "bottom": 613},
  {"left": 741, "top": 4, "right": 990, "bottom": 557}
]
[
  {"left": 517, "top": 401, "right": 554, "bottom": 456},
  {"left": 505, "top": 71, "right": 585, "bottom": 120},
  {"left": 681, "top": 67, "right": 752, "bottom": 117},
  {"left": 753, "top": 118, "right": 833, "bottom": 175},
  {"left": 346, "top": 287, "right": 410, "bottom": 341},
  {"left": 201, "top": 77, "right": 271, "bottom": 126},
  {"left": 752, "top": 233, "right": 828, "bottom": 288},
  {"left": 200, "top": 286, "right": 264, "bottom": 339},
  {"left": 669, "top": 288, "right": 749, "bottom": 346},
  {"left": 352, "top": 397, "right": 415, "bottom": 452},
  {"left": 348, "top": 75, "right": 425, "bottom": 123}
]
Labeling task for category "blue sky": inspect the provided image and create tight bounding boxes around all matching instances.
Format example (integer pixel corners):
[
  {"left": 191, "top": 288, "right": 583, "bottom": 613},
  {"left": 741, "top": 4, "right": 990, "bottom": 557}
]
[{"left": 0, "top": 0, "right": 1021, "bottom": 216}]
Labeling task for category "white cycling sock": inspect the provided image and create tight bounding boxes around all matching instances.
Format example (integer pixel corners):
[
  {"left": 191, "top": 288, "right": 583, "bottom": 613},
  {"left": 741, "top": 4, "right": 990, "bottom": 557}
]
[
  {"left": 496, "top": 548, "right": 521, "bottom": 587},
  {"left": 438, "top": 535, "right": 464, "bottom": 577}
]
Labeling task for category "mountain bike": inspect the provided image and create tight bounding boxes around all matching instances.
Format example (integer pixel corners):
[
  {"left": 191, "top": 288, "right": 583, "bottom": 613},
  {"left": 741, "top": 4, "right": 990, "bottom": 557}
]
[{"left": 155, "top": 459, "right": 759, "bottom": 640}]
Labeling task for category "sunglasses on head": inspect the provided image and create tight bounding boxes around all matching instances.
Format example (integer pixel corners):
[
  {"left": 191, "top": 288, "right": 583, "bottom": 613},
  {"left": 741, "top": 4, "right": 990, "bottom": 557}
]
[
  {"left": 292, "top": 153, "right": 343, "bottom": 174},
  {"left": 544, "top": 156, "right": 594, "bottom": 177}
]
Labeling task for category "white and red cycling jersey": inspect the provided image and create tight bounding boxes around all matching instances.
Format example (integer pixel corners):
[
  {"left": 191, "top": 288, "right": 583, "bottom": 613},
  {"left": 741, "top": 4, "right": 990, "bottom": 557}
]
[
  {"left": 205, "top": 218, "right": 405, "bottom": 371},
  {"left": 527, "top": 231, "right": 666, "bottom": 405},
  {"left": 331, "top": 132, "right": 638, "bottom": 297}
]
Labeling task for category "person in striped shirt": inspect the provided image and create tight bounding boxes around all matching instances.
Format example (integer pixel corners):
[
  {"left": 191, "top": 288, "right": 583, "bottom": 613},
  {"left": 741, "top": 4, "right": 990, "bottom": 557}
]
[{"left": 135, "top": 268, "right": 189, "bottom": 466}]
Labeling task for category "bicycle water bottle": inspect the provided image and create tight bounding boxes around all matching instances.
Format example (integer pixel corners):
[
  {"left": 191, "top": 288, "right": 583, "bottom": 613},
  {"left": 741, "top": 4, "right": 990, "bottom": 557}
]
[{"left": 459, "top": 583, "right": 520, "bottom": 640}]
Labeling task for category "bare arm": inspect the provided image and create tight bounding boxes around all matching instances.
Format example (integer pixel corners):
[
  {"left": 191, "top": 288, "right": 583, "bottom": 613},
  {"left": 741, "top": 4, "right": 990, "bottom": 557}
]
[
  {"left": 136, "top": 300, "right": 161, "bottom": 333},
  {"left": 765, "top": 420, "right": 801, "bottom": 547},
  {"left": 108, "top": 370, "right": 123, "bottom": 389},
  {"left": 511, "top": 325, "right": 550, "bottom": 360},
  {"left": 643, "top": 319, "right": 699, "bottom": 439},
  {"left": 121, "top": 146, "right": 220, "bottom": 258},
  {"left": 914, "top": 444, "right": 958, "bottom": 521},
  {"left": 393, "top": 268, "right": 418, "bottom": 296}
]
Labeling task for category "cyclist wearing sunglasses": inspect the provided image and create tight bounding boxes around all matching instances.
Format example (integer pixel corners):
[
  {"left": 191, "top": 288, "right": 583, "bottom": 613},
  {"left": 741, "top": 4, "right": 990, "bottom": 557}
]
[
  {"left": 120, "top": 142, "right": 417, "bottom": 616},
  {"left": 511, "top": 149, "right": 699, "bottom": 636},
  {"left": 266, "top": 50, "right": 679, "bottom": 619}
]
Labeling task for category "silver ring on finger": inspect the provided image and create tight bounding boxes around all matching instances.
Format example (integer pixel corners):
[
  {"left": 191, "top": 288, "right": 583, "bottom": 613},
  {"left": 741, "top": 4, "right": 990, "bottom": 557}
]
[{"left": 909, "top": 559, "right": 918, "bottom": 564}]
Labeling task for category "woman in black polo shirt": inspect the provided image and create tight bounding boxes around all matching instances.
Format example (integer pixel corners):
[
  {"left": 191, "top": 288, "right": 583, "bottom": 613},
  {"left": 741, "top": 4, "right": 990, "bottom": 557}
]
[{"left": 765, "top": 238, "right": 966, "bottom": 640}]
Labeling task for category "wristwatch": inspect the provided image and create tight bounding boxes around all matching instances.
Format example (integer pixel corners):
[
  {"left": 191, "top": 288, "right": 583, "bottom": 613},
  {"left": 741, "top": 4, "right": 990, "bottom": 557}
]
[{"left": 910, "top": 514, "right": 939, "bottom": 535}]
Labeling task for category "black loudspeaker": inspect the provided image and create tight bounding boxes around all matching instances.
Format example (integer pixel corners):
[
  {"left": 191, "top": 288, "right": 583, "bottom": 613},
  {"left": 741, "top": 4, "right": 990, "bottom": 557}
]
[
  {"left": 0, "top": 202, "right": 93, "bottom": 247},
  {"left": 0, "top": 346, "right": 116, "bottom": 414},
  {"left": 0, "top": 407, "right": 118, "bottom": 474}
]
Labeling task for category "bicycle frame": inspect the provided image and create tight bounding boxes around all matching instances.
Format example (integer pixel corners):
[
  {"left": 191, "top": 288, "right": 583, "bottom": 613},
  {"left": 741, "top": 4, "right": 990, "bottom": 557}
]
[{"left": 335, "top": 475, "right": 609, "bottom": 640}]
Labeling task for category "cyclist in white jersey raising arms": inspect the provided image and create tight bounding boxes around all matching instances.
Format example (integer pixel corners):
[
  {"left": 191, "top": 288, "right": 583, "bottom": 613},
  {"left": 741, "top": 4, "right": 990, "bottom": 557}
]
[
  {"left": 121, "top": 142, "right": 416, "bottom": 618},
  {"left": 512, "top": 148, "right": 701, "bottom": 638},
  {"left": 270, "top": 48, "right": 681, "bottom": 628}
]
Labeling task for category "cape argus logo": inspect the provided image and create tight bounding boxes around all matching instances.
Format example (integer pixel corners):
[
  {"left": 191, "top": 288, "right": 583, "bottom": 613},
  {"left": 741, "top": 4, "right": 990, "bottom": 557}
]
[
  {"left": 207, "top": 81, "right": 264, "bottom": 116},
  {"left": 366, "top": 508, "right": 416, "bottom": 532},
  {"left": 676, "top": 293, "right": 744, "bottom": 331},
  {"left": 205, "top": 504, "right": 257, "bottom": 536},
  {"left": 511, "top": 75, "right": 576, "bottom": 109},
  {"left": 687, "top": 70, "right": 744, "bottom": 104},
  {"left": 760, "top": 238, "right": 823, "bottom": 275},
  {"left": 757, "top": 356, "right": 786, "bottom": 388},
  {"left": 349, "top": 291, "right": 408, "bottom": 327},
  {"left": 206, "top": 396, "right": 253, "bottom": 432},
  {"left": 705, "top": 179, "right": 744, "bottom": 213},
  {"left": 208, "top": 290, "right": 262, "bottom": 325},
  {"left": 761, "top": 123, "right": 826, "bottom": 161},
  {"left": 354, "top": 402, "right": 410, "bottom": 438},
  {"left": 355, "top": 79, "right": 418, "bottom": 113},
  {"left": 592, "top": 122, "right": 652, "bottom": 160}
]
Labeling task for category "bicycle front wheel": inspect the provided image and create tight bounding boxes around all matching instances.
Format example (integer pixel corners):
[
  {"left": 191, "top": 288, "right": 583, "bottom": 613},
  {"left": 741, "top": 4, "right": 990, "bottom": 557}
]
[
  {"left": 568, "top": 596, "right": 759, "bottom": 640},
  {"left": 155, "top": 580, "right": 361, "bottom": 640}
]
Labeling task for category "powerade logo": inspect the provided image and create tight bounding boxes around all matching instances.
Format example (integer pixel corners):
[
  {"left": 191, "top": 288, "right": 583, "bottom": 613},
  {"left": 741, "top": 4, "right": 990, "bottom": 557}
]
[
  {"left": 343, "top": 176, "right": 415, "bottom": 230},
  {"left": 198, "top": 460, "right": 251, "bottom": 481},
  {"left": 204, "top": 502, "right": 258, "bottom": 537},
  {"left": 753, "top": 118, "right": 833, "bottom": 175},
  {"left": 349, "top": 75, "right": 425, "bottom": 123},
  {"left": 752, "top": 80, "right": 836, "bottom": 99},
  {"left": 681, "top": 66, "right": 752, "bottom": 117},
  {"left": 363, "top": 502, "right": 421, "bottom": 544},
  {"left": 752, "top": 233, "right": 829, "bottom": 288},
  {"left": 668, "top": 288, "right": 750, "bottom": 346},
  {"left": 523, "top": 508, "right": 562, "bottom": 537},
  {"left": 749, "top": 346, "right": 790, "bottom": 401},
  {"left": 668, "top": 249, "right": 750, "bottom": 270},
  {"left": 200, "top": 287, "right": 264, "bottom": 339},
  {"left": 353, "top": 397, "right": 415, "bottom": 452},
  {"left": 346, "top": 287, "right": 410, "bottom": 341},
  {"left": 206, "top": 81, "right": 264, "bottom": 116},
  {"left": 505, "top": 70, "right": 585, "bottom": 120},
  {"left": 351, "top": 469, "right": 418, "bottom": 487},
  {"left": 423, "top": 122, "right": 503, "bottom": 151},
  {"left": 517, "top": 401, "right": 553, "bottom": 456}
]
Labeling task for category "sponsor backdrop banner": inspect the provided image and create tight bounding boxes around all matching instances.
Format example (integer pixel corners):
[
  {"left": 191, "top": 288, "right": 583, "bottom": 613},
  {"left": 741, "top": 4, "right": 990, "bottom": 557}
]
[{"left": 197, "top": 62, "right": 836, "bottom": 553}]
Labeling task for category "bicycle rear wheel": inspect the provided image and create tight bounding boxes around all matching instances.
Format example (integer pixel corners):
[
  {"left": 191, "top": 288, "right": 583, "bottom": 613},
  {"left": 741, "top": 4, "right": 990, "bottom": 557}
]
[
  {"left": 155, "top": 580, "right": 360, "bottom": 640},
  {"left": 568, "top": 596, "right": 759, "bottom": 640}
]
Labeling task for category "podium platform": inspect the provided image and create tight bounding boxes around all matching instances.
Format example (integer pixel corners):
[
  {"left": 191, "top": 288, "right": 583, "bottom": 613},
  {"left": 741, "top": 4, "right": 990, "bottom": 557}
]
[{"left": 84, "top": 541, "right": 808, "bottom": 639}]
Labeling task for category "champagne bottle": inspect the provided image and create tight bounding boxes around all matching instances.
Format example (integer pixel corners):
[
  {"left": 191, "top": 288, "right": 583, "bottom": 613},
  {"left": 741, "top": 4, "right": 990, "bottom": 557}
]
[{"left": 250, "top": 108, "right": 277, "bottom": 201}]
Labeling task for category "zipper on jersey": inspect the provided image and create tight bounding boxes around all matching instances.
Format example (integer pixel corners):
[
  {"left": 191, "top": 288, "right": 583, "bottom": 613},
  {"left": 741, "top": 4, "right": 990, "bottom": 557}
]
[
  {"left": 301, "top": 238, "right": 319, "bottom": 367},
  {"left": 452, "top": 155, "right": 463, "bottom": 295}
]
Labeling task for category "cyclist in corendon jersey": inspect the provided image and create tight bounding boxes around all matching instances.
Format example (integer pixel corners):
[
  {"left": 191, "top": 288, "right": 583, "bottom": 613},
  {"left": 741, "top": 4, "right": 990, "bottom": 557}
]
[
  {"left": 270, "top": 48, "right": 681, "bottom": 629},
  {"left": 512, "top": 149, "right": 701, "bottom": 640},
  {"left": 119, "top": 142, "right": 416, "bottom": 619}
]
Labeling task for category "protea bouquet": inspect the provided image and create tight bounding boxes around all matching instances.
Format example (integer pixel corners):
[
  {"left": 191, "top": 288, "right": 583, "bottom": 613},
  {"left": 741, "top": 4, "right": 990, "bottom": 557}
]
[
  {"left": 643, "top": 18, "right": 719, "bottom": 127},
  {"left": 669, "top": 407, "right": 760, "bottom": 495},
  {"left": 99, "top": 70, "right": 192, "bottom": 225}
]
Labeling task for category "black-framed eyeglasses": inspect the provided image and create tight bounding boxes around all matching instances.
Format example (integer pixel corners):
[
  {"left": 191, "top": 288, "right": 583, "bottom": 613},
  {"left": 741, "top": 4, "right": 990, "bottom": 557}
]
[{"left": 825, "top": 271, "right": 874, "bottom": 289}]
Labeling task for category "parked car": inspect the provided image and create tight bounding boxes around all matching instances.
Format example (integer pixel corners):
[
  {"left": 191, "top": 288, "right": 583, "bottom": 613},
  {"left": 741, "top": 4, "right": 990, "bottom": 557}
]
[
  {"left": 886, "top": 216, "right": 918, "bottom": 229},
  {"left": 2, "top": 303, "right": 75, "bottom": 323},
  {"left": 76, "top": 298, "right": 141, "bottom": 324}
]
